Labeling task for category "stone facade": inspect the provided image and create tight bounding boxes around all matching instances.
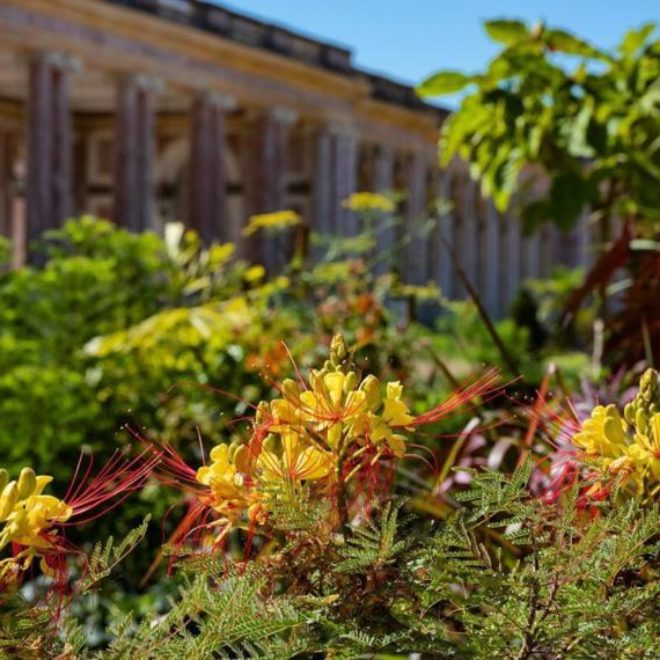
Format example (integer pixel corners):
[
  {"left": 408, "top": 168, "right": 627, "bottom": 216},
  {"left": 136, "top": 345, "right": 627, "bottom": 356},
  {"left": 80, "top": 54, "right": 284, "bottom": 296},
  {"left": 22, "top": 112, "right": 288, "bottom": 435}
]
[{"left": 0, "top": 0, "right": 590, "bottom": 313}]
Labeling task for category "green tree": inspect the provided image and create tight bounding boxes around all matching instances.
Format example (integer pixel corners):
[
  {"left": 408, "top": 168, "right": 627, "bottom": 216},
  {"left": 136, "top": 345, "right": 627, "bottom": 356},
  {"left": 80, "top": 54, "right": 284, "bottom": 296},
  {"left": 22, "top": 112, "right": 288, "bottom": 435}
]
[{"left": 419, "top": 20, "right": 660, "bottom": 363}]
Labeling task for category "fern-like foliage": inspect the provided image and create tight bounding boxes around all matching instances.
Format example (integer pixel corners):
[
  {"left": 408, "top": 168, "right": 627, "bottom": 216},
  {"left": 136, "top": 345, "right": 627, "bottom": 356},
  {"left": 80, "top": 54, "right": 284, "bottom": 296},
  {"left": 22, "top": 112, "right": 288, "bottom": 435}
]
[
  {"left": 336, "top": 500, "right": 413, "bottom": 573},
  {"left": 3, "top": 469, "right": 657, "bottom": 658},
  {"left": 0, "top": 517, "right": 151, "bottom": 659},
  {"left": 102, "top": 568, "right": 316, "bottom": 659},
  {"left": 416, "top": 465, "right": 660, "bottom": 658}
]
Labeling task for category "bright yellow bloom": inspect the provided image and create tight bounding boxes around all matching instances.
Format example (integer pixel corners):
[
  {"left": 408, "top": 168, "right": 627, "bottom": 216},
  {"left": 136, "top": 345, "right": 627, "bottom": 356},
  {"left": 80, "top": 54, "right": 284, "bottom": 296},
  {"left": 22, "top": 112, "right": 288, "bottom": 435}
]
[
  {"left": 299, "top": 371, "right": 370, "bottom": 448},
  {"left": 342, "top": 192, "right": 395, "bottom": 213},
  {"left": 573, "top": 405, "right": 629, "bottom": 460},
  {"left": 269, "top": 370, "right": 414, "bottom": 458},
  {"left": 628, "top": 413, "right": 660, "bottom": 482},
  {"left": 382, "top": 381, "right": 415, "bottom": 427},
  {"left": 243, "top": 264, "right": 266, "bottom": 282},
  {"left": 257, "top": 430, "right": 333, "bottom": 482},
  {"left": 242, "top": 210, "right": 301, "bottom": 236},
  {"left": 0, "top": 469, "right": 73, "bottom": 580},
  {"left": 572, "top": 395, "right": 660, "bottom": 498},
  {"left": 196, "top": 443, "right": 252, "bottom": 521}
]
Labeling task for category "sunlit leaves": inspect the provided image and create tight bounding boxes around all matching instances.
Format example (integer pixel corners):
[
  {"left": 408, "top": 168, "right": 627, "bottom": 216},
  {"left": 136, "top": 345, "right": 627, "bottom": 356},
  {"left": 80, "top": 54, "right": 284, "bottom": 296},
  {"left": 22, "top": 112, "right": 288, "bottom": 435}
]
[
  {"left": 417, "top": 71, "right": 472, "bottom": 96},
  {"left": 422, "top": 19, "right": 660, "bottom": 232},
  {"left": 544, "top": 28, "right": 603, "bottom": 58},
  {"left": 483, "top": 19, "right": 528, "bottom": 46},
  {"left": 619, "top": 22, "right": 656, "bottom": 57}
]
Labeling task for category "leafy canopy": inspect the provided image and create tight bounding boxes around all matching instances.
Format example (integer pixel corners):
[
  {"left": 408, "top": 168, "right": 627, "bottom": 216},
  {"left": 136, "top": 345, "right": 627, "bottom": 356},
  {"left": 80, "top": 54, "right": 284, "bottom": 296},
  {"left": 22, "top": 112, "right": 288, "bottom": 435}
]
[{"left": 419, "top": 20, "right": 660, "bottom": 234}]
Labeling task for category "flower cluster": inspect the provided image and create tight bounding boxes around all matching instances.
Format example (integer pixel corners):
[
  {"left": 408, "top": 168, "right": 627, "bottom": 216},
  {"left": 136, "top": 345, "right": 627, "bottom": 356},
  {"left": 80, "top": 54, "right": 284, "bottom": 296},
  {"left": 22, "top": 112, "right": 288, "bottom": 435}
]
[
  {"left": 0, "top": 450, "right": 158, "bottom": 587},
  {"left": 189, "top": 334, "right": 416, "bottom": 538},
  {"left": 572, "top": 369, "right": 660, "bottom": 499},
  {"left": 242, "top": 210, "right": 302, "bottom": 236},
  {"left": 0, "top": 468, "right": 72, "bottom": 580},
  {"left": 342, "top": 192, "right": 395, "bottom": 213}
]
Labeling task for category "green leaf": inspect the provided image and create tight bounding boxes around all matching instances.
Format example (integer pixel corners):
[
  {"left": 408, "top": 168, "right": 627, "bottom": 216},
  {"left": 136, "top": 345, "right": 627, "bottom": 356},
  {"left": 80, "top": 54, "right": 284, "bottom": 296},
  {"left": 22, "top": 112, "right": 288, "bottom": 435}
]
[
  {"left": 549, "top": 173, "right": 591, "bottom": 229},
  {"left": 418, "top": 71, "right": 472, "bottom": 96},
  {"left": 545, "top": 29, "right": 602, "bottom": 58},
  {"left": 619, "top": 22, "right": 656, "bottom": 57},
  {"left": 521, "top": 199, "right": 551, "bottom": 235},
  {"left": 484, "top": 20, "right": 528, "bottom": 46}
]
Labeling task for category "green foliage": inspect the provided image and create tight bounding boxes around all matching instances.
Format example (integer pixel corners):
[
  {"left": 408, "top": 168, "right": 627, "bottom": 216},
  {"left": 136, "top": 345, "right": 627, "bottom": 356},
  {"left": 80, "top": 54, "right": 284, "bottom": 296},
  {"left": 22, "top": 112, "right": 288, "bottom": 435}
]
[
  {"left": 417, "top": 469, "right": 660, "bottom": 657},
  {"left": 335, "top": 500, "right": 413, "bottom": 573},
  {"left": 419, "top": 21, "right": 660, "bottom": 233},
  {"left": 30, "top": 466, "right": 652, "bottom": 658}
]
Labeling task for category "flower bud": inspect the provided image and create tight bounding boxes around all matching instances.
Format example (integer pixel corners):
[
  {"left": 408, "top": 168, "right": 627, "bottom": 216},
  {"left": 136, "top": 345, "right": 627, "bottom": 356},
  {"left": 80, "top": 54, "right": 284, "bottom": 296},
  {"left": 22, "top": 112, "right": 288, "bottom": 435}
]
[
  {"left": 359, "top": 374, "right": 382, "bottom": 410},
  {"left": 233, "top": 445, "right": 250, "bottom": 473},
  {"left": 0, "top": 481, "right": 18, "bottom": 521},
  {"left": 281, "top": 379, "right": 300, "bottom": 399},
  {"left": 623, "top": 402, "right": 635, "bottom": 425},
  {"left": 344, "top": 371, "right": 358, "bottom": 393},
  {"left": 255, "top": 401, "right": 269, "bottom": 425},
  {"left": 640, "top": 368, "right": 658, "bottom": 402},
  {"left": 635, "top": 408, "right": 648, "bottom": 435},
  {"left": 330, "top": 334, "right": 347, "bottom": 363},
  {"left": 17, "top": 468, "right": 37, "bottom": 500}
]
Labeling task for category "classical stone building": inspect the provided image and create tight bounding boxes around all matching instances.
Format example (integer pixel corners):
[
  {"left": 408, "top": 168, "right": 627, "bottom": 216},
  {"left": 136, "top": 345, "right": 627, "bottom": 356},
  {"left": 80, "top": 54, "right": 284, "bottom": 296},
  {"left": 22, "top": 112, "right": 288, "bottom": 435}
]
[{"left": 0, "top": 0, "right": 590, "bottom": 315}]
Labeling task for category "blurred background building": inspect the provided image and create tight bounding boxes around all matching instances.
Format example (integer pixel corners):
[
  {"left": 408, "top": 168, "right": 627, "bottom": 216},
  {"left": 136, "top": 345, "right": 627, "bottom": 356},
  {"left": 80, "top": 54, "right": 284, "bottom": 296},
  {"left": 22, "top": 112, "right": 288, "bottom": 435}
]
[{"left": 0, "top": 0, "right": 589, "bottom": 315}]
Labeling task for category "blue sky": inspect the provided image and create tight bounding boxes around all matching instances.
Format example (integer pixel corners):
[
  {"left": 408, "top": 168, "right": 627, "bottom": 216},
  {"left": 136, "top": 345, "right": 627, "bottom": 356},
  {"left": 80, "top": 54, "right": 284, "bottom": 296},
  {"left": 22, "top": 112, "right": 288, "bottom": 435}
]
[{"left": 222, "top": 1, "right": 658, "bottom": 88}]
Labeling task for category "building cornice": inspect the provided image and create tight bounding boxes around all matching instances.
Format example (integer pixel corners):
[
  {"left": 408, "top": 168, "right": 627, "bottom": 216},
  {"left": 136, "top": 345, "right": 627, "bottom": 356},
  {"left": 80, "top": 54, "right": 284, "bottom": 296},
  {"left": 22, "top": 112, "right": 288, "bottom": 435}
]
[{"left": 0, "top": 0, "right": 441, "bottom": 142}]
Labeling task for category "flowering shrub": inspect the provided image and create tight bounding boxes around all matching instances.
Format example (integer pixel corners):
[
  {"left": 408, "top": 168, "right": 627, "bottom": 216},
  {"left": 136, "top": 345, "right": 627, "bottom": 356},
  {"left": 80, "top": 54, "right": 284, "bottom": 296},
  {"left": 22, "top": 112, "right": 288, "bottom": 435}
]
[
  {"left": 0, "top": 337, "right": 657, "bottom": 658},
  {"left": 571, "top": 368, "right": 660, "bottom": 501}
]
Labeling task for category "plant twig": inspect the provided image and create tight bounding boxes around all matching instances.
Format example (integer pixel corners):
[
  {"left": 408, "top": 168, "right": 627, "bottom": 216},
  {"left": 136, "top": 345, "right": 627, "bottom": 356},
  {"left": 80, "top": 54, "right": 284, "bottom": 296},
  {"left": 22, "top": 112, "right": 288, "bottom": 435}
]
[{"left": 439, "top": 235, "right": 520, "bottom": 376}]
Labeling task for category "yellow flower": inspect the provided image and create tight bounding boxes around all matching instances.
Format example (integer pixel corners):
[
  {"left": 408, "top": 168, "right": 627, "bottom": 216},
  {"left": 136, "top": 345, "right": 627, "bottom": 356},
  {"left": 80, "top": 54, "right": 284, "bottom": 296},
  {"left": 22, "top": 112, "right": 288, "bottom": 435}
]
[
  {"left": 628, "top": 413, "right": 660, "bottom": 482},
  {"left": 0, "top": 469, "right": 72, "bottom": 556},
  {"left": 196, "top": 443, "right": 252, "bottom": 520},
  {"left": 298, "top": 371, "right": 369, "bottom": 448},
  {"left": 382, "top": 381, "right": 415, "bottom": 427},
  {"left": 342, "top": 192, "right": 395, "bottom": 213},
  {"left": 242, "top": 210, "right": 301, "bottom": 236},
  {"left": 573, "top": 405, "right": 629, "bottom": 459},
  {"left": 257, "top": 430, "right": 334, "bottom": 482},
  {"left": 243, "top": 264, "right": 266, "bottom": 283}
]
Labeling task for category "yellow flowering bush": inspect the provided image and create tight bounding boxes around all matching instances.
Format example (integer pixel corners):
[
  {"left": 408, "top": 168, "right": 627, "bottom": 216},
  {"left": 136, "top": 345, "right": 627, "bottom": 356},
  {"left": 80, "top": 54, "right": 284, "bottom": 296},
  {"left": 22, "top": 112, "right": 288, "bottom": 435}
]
[
  {"left": 572, "top": 368, "right": 660, "bottom": 500},
  {"left": 342, "top": 191, "right": 396, "bottom": 213},
  {"left": 0, "top": 468, "right": 72, "bottom": 580},
  {"left": 175, "top": 334, "right": 419, "bottom": 544},
  {"left": 0, "top": 451, "right": 157, "bottom": 588},
  {"left": 242, "top": 210, "right": 302, "bottom": 236}
]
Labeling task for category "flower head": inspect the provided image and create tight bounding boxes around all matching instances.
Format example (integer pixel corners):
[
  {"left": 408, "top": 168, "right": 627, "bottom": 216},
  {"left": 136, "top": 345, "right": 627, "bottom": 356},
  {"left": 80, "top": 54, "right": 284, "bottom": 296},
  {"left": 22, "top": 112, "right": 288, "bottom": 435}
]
[
  {"left": 569, "top": 369, "right": 660, "bottom": 500},
  {"left": 257, "top": 430, "right": 334, "bottom": 483},
  {"left": 196, "top": 442, "right": 254, "bottom": 522},
  {"left": 242, "top": 210, "right": 301, "bottom": 237},
  {"left": 342, "top": 192, "right": 395, "bottom": 214},
  {"left": 0, "top": 450, "right": 157, "bottom": 585}
]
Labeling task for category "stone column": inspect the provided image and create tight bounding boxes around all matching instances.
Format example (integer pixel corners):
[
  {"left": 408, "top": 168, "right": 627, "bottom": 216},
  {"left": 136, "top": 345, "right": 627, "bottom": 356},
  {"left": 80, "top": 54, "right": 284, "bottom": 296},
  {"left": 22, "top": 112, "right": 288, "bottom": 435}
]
[
  {"left": 189, "top": 91, "right": 235, "bottom": 245},
  {"left": 372, "top": 145, "right": 395, "bottom": 273},
  {"left": 522, "top": 229, "right": 542, "bottom": 280},
  {"left": 114, "top": 74, "right": 159, "bottom": 233},
  {"left": 243, "top": 107, "right": 297, "bottom": 269},
  {"left": 311, "top": 126, "right": 333, "bottom": 238},
  {"left": 0, "top": 130, "right": 11, "bottom": 239},
  {"left": 505, "top": 209, "right": 522, "bottom": 307},
  {"left": 483, "top": 200, "right": 501, "bottom": 317},
  {"left": 435, "top": 169, "right": 455, "bottom": 299},
  {"left": 331, "top": 124, "right": 358, "bottom": 236},
  {"left": 26, "top": 52, "right": 77, "bottom": 251},
  {"left": 404, "top": 152, "right": 428, "bottom": 284}
]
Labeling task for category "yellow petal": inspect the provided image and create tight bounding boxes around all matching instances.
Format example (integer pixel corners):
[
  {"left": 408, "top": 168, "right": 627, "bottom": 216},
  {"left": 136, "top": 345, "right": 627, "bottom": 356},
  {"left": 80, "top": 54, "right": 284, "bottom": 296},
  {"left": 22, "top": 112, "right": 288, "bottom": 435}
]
[{"left": 323, "top": 372, "right": 345, "bottom": 407}]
